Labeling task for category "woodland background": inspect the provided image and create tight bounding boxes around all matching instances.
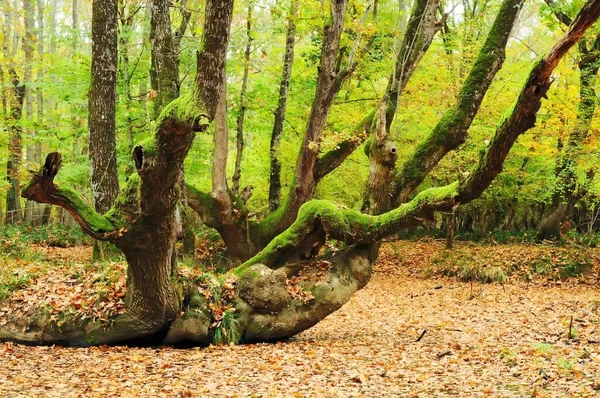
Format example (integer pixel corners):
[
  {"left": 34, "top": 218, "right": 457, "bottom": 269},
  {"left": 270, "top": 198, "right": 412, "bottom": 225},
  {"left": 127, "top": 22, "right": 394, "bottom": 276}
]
[{"left": 1, "top": 0, "right": 599, "bottom": 236}]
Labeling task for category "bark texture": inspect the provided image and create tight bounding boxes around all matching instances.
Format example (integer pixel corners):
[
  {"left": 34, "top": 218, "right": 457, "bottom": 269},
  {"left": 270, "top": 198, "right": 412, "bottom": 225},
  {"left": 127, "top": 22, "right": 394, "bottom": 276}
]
[
  {"left": 150, "top": 0, "right": 179, "bottom": 117},
  {"left": 232, "top": 5, "right": 253, "bottom": 195},
  {"left": 89, "top": 0, "right": 120, "bottom": 214},
  {"left": 268, "top": 2, "right": 297, "bottom": 212}
]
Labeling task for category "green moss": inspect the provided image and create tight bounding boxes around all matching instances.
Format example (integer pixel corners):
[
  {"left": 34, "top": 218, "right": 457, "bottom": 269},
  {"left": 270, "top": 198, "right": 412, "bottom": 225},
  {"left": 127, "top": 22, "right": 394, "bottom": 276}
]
[
  {"left": 56, "top": 187, "right": 116, "bottom": 233},
  {"left": 135, "top": 137, "right": 158, "bottom": 157},
  {"left": 105, "top": 173, "right": 141, "bottom": 227},
  {"left": 236, "top": 182, "right": 459, "bottom": 273},
  {"left": 155, "top": 94, "right": 209, "bottom": 130}
]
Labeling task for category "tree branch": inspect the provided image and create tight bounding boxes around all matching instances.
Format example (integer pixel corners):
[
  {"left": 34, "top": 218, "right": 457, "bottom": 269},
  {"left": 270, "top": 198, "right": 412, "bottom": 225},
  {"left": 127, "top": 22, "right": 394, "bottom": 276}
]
[
  {"left": 393, "top": 0, "right": 524, "bottom": 204},
  {"left": 314, "top": 0, "right": 442, "bottom": 181},
  {"left": 22, "top": 153, "right": 117, "bottom": 240},
  {"left": 458, "top": 0, "right": 600, "bottom": 202},
  {"left": 240, "top": 0, "right": 600, "bottom": 273}
]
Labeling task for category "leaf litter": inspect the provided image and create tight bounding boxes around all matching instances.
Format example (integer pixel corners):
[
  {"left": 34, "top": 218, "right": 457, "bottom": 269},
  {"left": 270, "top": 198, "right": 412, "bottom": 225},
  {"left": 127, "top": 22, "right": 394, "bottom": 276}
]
[{"left": 1, "top": 240, "right": 600, "bottom": 397}]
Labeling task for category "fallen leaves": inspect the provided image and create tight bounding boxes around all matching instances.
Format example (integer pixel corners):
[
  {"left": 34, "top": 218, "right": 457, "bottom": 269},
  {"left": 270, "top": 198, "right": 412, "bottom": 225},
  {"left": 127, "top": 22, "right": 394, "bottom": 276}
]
[{"left": 0, "top": 240, "right": 599, "bottom": 396}]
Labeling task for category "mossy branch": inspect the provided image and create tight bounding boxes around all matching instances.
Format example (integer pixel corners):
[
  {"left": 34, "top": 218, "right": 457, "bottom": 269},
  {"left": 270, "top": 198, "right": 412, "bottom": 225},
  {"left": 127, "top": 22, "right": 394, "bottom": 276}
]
[
  {"left": 458, "top": 0, "right": 600, "bottom": 202},
  {"left": 22, "top": 153, "right": 117, "bottom": 240},
  {"left": 236, "top": 182, "right": 459, "bottom": 273},
  {"left": 393, "top": 0, "right": 524, "bottom": 204}
]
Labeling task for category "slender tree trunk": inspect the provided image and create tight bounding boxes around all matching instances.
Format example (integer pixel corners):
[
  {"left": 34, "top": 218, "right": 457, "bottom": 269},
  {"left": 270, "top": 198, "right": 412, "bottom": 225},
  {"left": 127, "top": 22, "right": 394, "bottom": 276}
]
[
  {"left": 268, "top": 2, "right": 297, "bottom": 212},
  {"left": 6, "top": 70, "right": 25, "bottom": 224},
  {"left": 118, "top": 0, "right": 135, "bottom": 153},
  {"left": 150, "top": 0, "right": 179, "bottom": 117},
  {"left": 232, "top": 5, "right": 253, "bottom": 196},
  {"left": 23, "top": 0, "right": 36, "bottom": 225},
  {"left": 72, "top": 0, "right": 78, "bottom": 55},
  {"left": 89, "top": 0, "right": 119, "bottom": 213}
]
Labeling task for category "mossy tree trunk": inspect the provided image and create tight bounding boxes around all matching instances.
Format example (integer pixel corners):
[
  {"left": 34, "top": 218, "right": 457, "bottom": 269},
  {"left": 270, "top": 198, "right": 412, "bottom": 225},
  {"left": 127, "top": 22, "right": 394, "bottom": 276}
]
[
  {"left": 393, "top": 0, "right": 524, "bottom": 204},
  {"left": 89, "top": 0, "right": 120, "bottom": 259},
  {"left": 5, "top": 70, "right": 25, "bottom": 225}
]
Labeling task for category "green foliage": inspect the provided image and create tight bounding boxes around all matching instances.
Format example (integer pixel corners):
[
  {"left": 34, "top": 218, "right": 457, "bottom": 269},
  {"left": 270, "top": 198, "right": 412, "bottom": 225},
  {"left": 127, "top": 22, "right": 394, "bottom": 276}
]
[
  {"left": 0, "top": 225, "right": 89, "bottom": 252},
  {"left": 0, "top": 270, "right": 32, "bottom": 301}
]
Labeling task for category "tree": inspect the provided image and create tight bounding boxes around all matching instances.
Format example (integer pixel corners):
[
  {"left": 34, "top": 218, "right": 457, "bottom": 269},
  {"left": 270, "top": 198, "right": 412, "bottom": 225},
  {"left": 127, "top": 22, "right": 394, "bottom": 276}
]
[
  {"left": 2, "top": 0, "right": 600, "bottom": 346},
  {"left": 88, "top": 0, "right": 120, "bottom": 259},
  {"left": 269, "top": 1, "right": 297, "bottom": 212},
  {"left": 538, "top": 0, "right": 599, "bottom": 239},
  {"left": 3, "top": 2, "right": 26, "bottom": 225}
]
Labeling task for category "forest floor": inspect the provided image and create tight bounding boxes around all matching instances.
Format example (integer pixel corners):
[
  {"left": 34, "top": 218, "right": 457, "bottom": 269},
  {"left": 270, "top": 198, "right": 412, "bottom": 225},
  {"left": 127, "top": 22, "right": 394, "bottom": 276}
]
[{"left": 1, "top": 239, "right": 600, "bottom": 397}]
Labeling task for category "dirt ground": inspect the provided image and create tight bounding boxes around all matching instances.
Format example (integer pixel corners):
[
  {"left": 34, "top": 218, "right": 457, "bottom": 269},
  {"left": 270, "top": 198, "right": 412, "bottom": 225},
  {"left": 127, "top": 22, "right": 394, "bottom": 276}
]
[{"left": 1, "top": 241, "right": 600, "bottom": 397}]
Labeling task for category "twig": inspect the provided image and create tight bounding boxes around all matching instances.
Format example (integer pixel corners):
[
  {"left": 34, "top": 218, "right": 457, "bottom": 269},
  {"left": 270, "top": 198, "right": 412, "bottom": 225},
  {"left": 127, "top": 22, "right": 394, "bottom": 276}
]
[
  {"left": 436, "top": 350, "right": 452, "bottom": 360},
  {"left": 416, "top": 329, "right": 427, "bottom": 342},
  {"left": 568, "top": 315, "right": 574, "bottom": 339}
]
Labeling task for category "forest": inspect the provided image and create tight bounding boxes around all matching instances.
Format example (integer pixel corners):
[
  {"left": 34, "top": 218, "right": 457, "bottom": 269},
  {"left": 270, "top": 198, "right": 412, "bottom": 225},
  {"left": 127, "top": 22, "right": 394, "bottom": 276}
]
[{"left": 1, "top": 0, "right": 600, "bottom": 395}]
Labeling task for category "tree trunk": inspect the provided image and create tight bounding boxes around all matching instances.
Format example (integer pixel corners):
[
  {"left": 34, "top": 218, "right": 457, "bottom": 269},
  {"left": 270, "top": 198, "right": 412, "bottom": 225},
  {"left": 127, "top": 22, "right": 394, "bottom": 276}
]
[
  {"left": 118, "top": 0, "right": 135, "bottom": 154},
  {"left": 89, "top": 0, "right": 119, "bottom": 215},
  {"left": 150, "top": 0, "right": 179, "bottom": 118},
  {"left": 268, "top": 2, "right": 297, "bottom": 212},
  {"left": 232, "top": 5, "right": 253, "bottom": 196},
  {"left": 5, "top": 70, "right": 25, "bottom": 225},
  {"left": 22, "top": 0, "right": 36, "bottom": 225}
]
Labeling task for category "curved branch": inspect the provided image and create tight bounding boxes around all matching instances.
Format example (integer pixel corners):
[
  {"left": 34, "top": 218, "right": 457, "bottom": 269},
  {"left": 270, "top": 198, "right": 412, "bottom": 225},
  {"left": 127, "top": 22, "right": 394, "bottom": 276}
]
[
  {"left": 237, "top": 183, "right": 458, "bottom": 272},
  {"left": 22, "top": 153, "right": 117, "bottom": 240}
]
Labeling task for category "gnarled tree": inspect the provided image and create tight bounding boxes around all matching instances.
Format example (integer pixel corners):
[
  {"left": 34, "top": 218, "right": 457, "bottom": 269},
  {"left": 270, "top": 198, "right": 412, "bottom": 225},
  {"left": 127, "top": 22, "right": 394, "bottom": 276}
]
[{"left": 2, "top": 0, "right": 600, "bottom": 346}]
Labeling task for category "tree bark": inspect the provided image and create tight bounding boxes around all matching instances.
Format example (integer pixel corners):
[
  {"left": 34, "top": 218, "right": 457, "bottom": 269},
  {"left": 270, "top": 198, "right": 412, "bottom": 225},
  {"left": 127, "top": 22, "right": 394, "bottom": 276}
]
[
  {"left": 89, "top": 0, "right": 120, "bottom": 215},
  {"left": 118, "top": 0, "right": 135, "bottom": 153},
  {"left": 268, "top": 1, "right": 297, "bottom": 212},
  {"left": 232, "top": 5, "right": 253, "bottom": 196},
  {"left": 5, "top": 67, "right": 25, "bottom": 224},
  {"left": 150, "top": 0, "right": 179, "bottom": 118}
]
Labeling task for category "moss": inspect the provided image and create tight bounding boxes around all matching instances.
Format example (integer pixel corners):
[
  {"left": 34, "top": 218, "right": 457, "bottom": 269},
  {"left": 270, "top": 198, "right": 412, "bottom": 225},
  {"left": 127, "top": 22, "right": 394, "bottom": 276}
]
[
  {"left": 251, "top": 193, "right": 291, "bottom": 244},
  {"left": 236, "top": 182, "right": 459, "bottom": 273},
  {"left": 135, "top": 137, "right": 158, "bottom": 158},
  {"left": 56, "top": 186, "right": 115, "bottom": 233},
  {"left": 104, "top": 173, "right": 141, "bottom": 227},
  {"left": 155, "top": 93, "right": 209, "bottom": 130}
]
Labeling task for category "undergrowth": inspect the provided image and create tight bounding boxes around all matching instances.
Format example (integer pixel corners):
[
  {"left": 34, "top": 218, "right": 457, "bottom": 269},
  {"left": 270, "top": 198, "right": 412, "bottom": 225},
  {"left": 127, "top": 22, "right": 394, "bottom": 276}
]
[{"left": 426, "top": 244, "right": 595, "bottom": 283}]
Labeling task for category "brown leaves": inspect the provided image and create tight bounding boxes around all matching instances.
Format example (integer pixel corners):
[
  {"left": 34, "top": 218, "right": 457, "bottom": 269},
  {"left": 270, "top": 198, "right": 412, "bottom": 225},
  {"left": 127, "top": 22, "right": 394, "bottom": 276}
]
[
  {"left": 0, "top": 246, "right": 126, "bottom": 326},
  {"left": 1, "top": 241, "right": 600, "bottom": 396}
]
